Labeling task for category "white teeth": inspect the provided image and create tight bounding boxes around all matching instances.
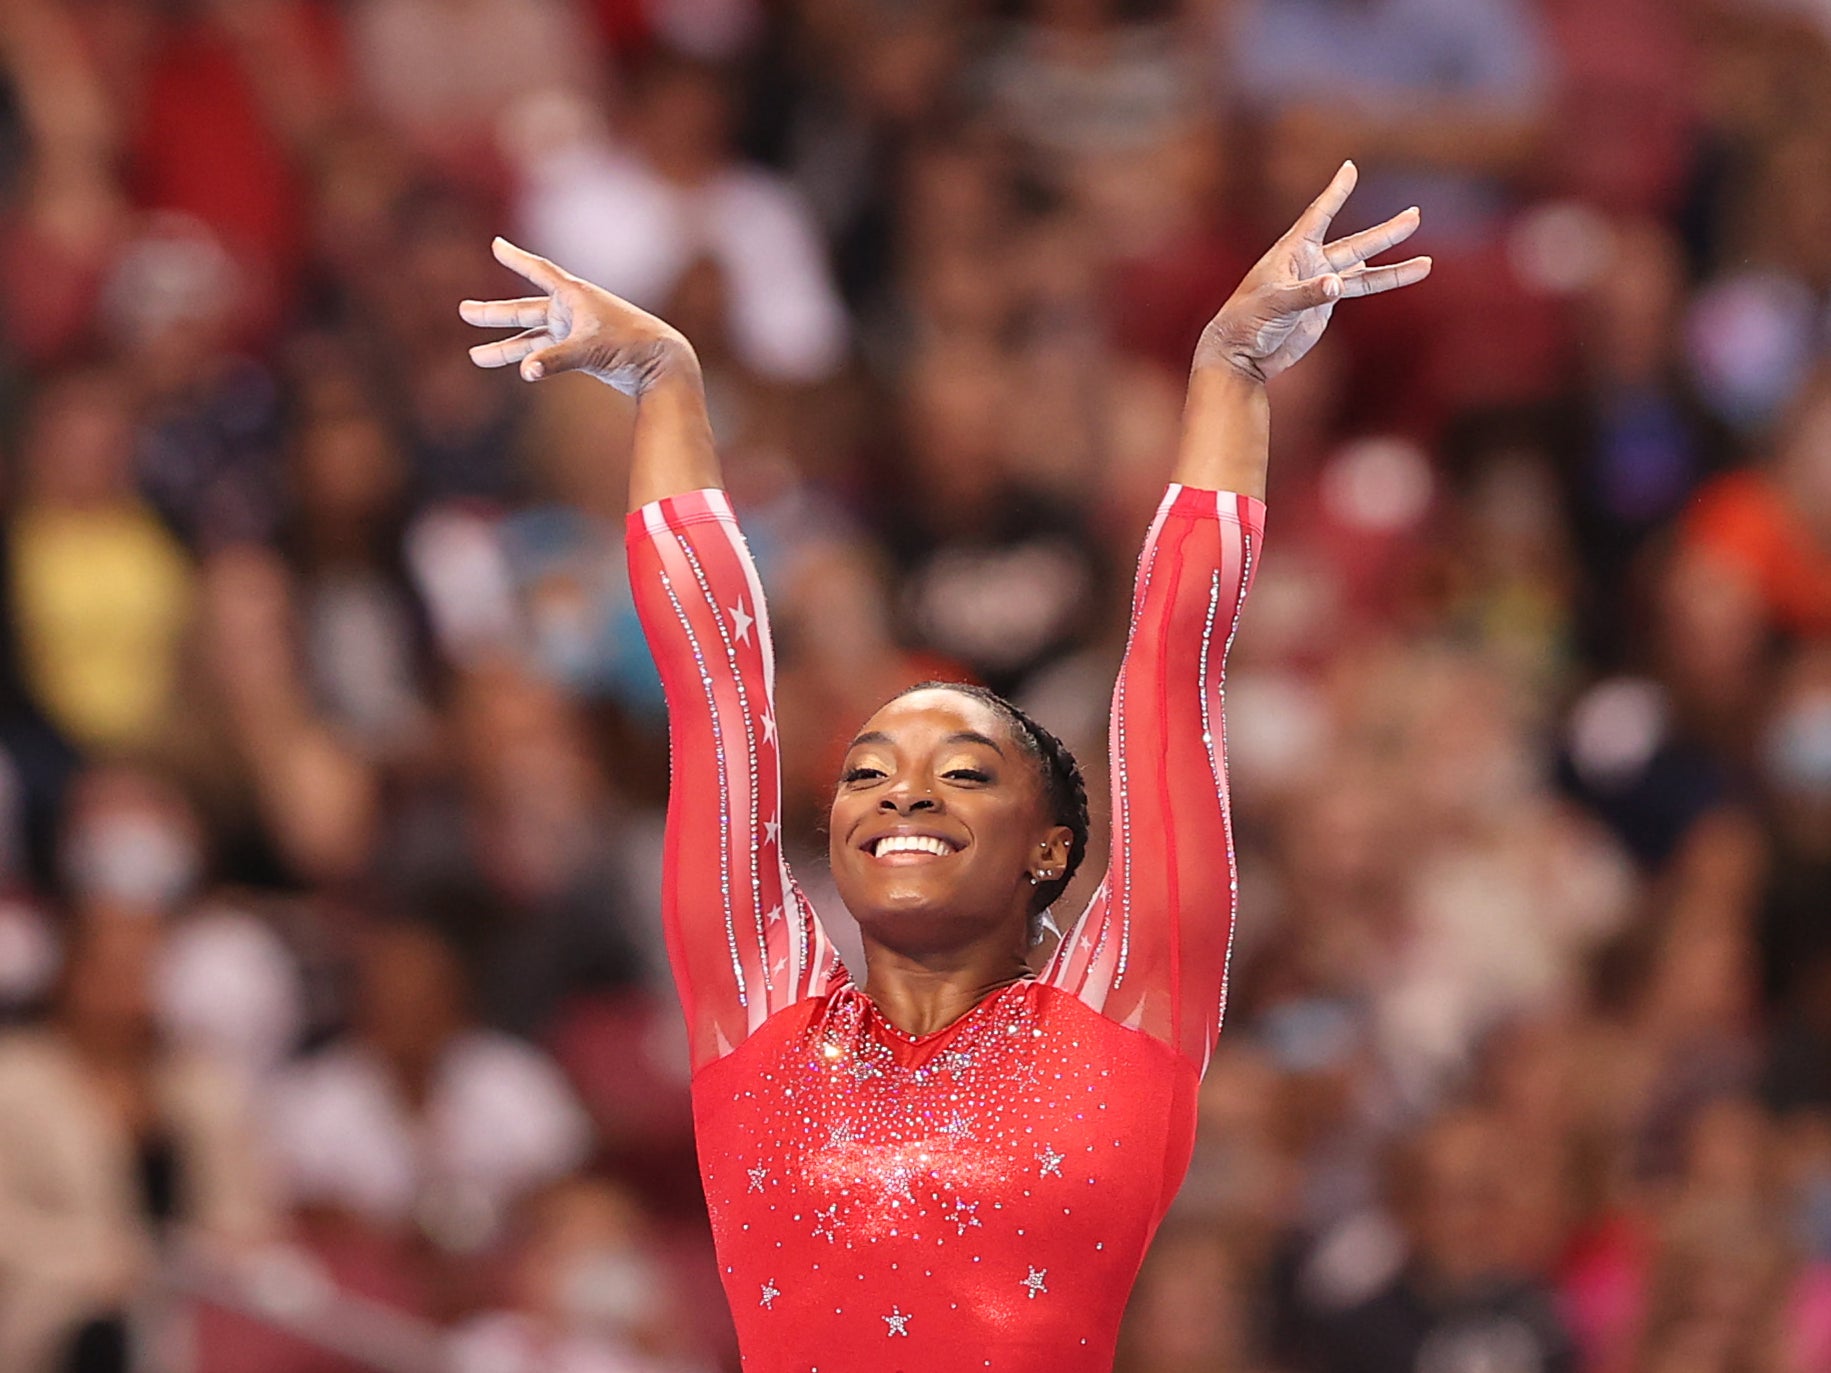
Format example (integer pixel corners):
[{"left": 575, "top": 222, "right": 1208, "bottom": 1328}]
[{"left": 873, "top": 835, "right": 954, "bottom": 859}]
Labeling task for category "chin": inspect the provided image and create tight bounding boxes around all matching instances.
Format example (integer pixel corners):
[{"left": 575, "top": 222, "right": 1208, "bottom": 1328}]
[
  {"left": 840, "top": 871, "right": 985, "bottom": 941},
  {"left": 842, "top": 872, "right": 951, "bottom": 923}
]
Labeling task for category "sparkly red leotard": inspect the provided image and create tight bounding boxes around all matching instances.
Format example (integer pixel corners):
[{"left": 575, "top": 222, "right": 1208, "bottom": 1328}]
[{"left": 628, "top": 484, "right": 1262, "bottom": 1372}]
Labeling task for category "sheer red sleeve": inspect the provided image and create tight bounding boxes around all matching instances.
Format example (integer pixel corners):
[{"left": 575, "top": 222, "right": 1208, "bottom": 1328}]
[
  {"left": 627, "top": 490, "right": 843, "bottom": 1071},
  {"left": 1042, "top": 485, "right": 1264, "bottom": 1074}
]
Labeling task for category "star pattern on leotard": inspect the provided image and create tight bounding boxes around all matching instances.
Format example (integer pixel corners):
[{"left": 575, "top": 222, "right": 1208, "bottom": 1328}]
[
  {"left": 747, "top": 1165, "right": 769, "bottom": 1193},
  {"left": 810, "top": 1203, "right": 842, "bottom": 1243},
  {"left": 726, "top": 599, "right": 754, "bottom": 645},
  {"left": 1036, "top": 1143, "right": 1065, "bottom": 1177},
  {"left": 940, "top": 1112, "right": 973, "bottom": 1141},
  {"left": 1021, "top": 1267, "right": 1049, "bottom": 1300},
  {"left": 759, "top": 1279, "right": 779, "bottom": 1309},
  {"left": 950, "top": 1198, "right": 982, "bottom": 1235},
  {"left": 883, "top": 1307, "right": 911, "bottom": 1337}
]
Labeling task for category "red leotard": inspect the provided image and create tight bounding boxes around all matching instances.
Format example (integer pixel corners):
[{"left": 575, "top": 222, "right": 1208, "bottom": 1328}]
[{"left": 628, "top": 484, "right": 1262, "bottom": 1372}]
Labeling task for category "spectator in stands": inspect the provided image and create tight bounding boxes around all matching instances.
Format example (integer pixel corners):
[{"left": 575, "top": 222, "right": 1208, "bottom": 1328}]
[
  {"left": 266, "top": 920, "right": 591, "bottom": 1255},
  {"left": 513, "top": 49, "right": 848, "bottom": 386},
  {"left": 1295, "top": 1107, "right": 1577, "bottom": 1373},
  {"left": 0, "top": 913, "right": 272, "bottom": 1373}
]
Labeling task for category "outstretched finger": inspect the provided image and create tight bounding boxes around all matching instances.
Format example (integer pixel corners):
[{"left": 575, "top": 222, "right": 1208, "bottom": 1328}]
[
  {"left": 1296, "top": 161, "right": 1359, "bottom": 241},
  {"left": 460, "top": 297, "right": 550, "bottom": 330},
  {"left": 468, "top": 328, "right": 548, "bottom": 369},
  {"left": 1337, "top": 256, "right": 1433, "bottom": 299},
  {"left": 1324, "top": 207, "right": 1420, "bottom": 271},
  {"left": 492, "top": 237, "right": 568, "bottom": 293}
]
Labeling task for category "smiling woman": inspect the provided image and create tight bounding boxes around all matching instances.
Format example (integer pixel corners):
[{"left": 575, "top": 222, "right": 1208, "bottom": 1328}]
[
  {"left": 462, "top": 162, "right": 1429, "bottom": 1373},
  {"left": 831, "top": 681, "right": 1088, "bottom": 967}
]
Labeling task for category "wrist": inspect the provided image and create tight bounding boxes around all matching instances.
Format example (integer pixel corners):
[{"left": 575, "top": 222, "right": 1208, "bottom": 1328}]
[
  {"left": 1173, "top": 364, "right": 1271, "bottom": 499},
  {"left": 631, "top": 331, "right": 702, "bottom": 400},
  {"left": 1191, "top": 315, "right": 1272, "bottom": 384},
  {"left": 1188, "top": 360, "right": 1270, "bottom": 399}
]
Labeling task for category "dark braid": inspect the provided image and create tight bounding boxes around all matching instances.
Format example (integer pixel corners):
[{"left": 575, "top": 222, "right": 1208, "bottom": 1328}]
[{"left": 898, "top": 681, "right": 1091, "bottom": 926}]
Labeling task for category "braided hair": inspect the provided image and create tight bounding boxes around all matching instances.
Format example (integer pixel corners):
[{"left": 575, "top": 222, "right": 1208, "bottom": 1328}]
[{"left": 895, "top": 681, "right": 1091, "bottom": 931}]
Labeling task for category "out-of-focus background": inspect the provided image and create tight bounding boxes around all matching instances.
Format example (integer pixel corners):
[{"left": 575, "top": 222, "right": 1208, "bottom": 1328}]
[{"left": 0, "top": 0, "right": 1828, "bottom": 1369}]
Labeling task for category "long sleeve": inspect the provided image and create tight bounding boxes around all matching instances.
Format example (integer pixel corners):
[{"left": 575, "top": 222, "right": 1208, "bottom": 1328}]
[
  {"left": 1042, "top": 485, "right": 1263, "bottom": 1075},
  {"left": 627, "top": 490, "right": 843, "bottom": 1072}
]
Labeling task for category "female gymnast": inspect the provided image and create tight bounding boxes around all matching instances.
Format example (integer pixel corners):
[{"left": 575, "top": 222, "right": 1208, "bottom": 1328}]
[{"left": 463, "top": 161, "right": 1429, "bottom": 1371}]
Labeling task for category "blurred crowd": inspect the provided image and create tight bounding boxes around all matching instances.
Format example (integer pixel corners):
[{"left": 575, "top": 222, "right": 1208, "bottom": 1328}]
[{"left": 1, "top": 0, "right": 1830, "bottom": 1370}]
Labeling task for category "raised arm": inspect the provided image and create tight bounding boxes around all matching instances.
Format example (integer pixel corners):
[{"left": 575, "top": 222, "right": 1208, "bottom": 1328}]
[
  {"left": 1044, "top": 164, "right": 1430, "bottom": 1074},
  {"left": 463, "top": 241, "right": 841, "bottom": 1071}
]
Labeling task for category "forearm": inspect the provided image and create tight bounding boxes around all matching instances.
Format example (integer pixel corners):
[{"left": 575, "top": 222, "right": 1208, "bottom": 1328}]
[
  {"left": 627, "top": 349, "right": 724, "bottom": 512},
  {"left": 1172, "top": 366, "right": 1270, "bottom": 500}
]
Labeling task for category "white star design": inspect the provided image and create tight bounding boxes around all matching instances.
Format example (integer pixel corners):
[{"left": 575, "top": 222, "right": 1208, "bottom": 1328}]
[
  {"left": 883, "top": 1307, "right": 911, "bottom": 1337},
  {"left": 940, "top": 1113, "right": 973, "bottom": 1141},
  {"left": 727, "top": 599, "right": 755, "bottom": 645},
  {"left": 1036, "top": 1144, "right": 1065, "bottom": 1178},
  {"left": 950, "top": 1199, "right": 982, "bottom": 1235},
  {"left": 765, "top": 903, "right": 783, "bottom": 925},
  {"left": 811, "top": 1203, "right": 842, "bottom": 1242},
  {"left": 763, "top": 815, "right": 781, "bottom": 846},
  {"left": 827, "top": 1119, "right": 856, "bottom": 1148},
  {"left": 761, "top": 710, "right": 777, "bottom": 745},
  {"left": 1021, "top": 1267, "right": 1049, "bottom": 1299},
  {"left": 759, "top": 1279, "right": 780, "bottom": 1309},
  {"left": 882, "top": 1162, "right": 917, "bottom": 1201},
  {"left": 747, "top": 1165, "right": 769, "bottom": 1193}
]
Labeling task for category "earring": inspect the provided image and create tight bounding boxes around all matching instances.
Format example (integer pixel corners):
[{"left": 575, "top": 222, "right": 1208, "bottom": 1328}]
[{"left": 1026, "top": 873, "right": 1040, "bottom": 885}]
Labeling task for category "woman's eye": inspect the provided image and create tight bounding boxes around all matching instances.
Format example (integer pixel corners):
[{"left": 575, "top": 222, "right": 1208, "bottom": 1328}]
[
  {"left": 944, "top": 769, "right": 991, "bottom": 784},
  {"left": 842, "top": 766, "right": 885, "bottom": 784}
]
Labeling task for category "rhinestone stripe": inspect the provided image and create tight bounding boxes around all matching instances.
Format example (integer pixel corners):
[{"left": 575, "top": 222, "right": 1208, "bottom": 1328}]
[
  {"left": 1213, "top": 527, "right": 1253, "bottom": 1037},
  {"left": 726, "top": 517, "right": 812, "bottom": 992},
  {"left": 717, "top": 519, "right": 805, "bottom": 1003},
  {"left": 1104, "top": 514, "right": 1166, "bottom": 991},
  {"left": 674, "top": 532, "right": 774, "bottom": 997},
  {"left": 1197, "top": 568, "right": 1226, "bottom": 1062},
  {"left": 659, "top": 564, "right": 746, "bottom": 1008}
]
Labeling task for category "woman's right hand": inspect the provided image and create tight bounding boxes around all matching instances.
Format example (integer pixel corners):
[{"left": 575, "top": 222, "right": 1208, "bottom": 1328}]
[{"left": 461, "top": 238, "right": 698, "bottom": 398}]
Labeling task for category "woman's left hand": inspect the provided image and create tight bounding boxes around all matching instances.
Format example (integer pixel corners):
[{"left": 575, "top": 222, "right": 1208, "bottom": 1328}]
[{"left": 1194, "top": 161, "right": 1431, "bottom": 384}]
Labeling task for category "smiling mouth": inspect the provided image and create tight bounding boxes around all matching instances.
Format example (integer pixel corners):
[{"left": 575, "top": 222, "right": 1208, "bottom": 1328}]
[{"left": 867, "top": 834, "right": 962, "bottom": 862}]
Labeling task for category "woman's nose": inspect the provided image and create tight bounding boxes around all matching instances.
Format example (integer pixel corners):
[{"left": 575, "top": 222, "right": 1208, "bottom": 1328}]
[{"left": 879, "top": 791, "right": 937, "bottom": 815}]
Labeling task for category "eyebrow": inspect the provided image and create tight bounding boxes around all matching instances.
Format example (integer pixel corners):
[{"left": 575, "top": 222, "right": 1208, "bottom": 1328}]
[{"left": 845, "top": 729, "right": 1006, "bottom": 757}]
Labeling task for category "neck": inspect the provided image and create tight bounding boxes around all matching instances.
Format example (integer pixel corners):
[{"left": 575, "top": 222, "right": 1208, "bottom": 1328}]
[{"left": 860, "top": 937, "right": 1033, "bottom": 1038}]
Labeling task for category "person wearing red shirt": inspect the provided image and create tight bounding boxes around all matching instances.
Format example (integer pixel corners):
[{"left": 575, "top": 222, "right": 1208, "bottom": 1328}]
[
  {"left": 1682, "top": 369, "right": 1831, "bottom": 638},
  {"left": 462, "top": 162, "right": 1429, "bottom": 1371}
]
